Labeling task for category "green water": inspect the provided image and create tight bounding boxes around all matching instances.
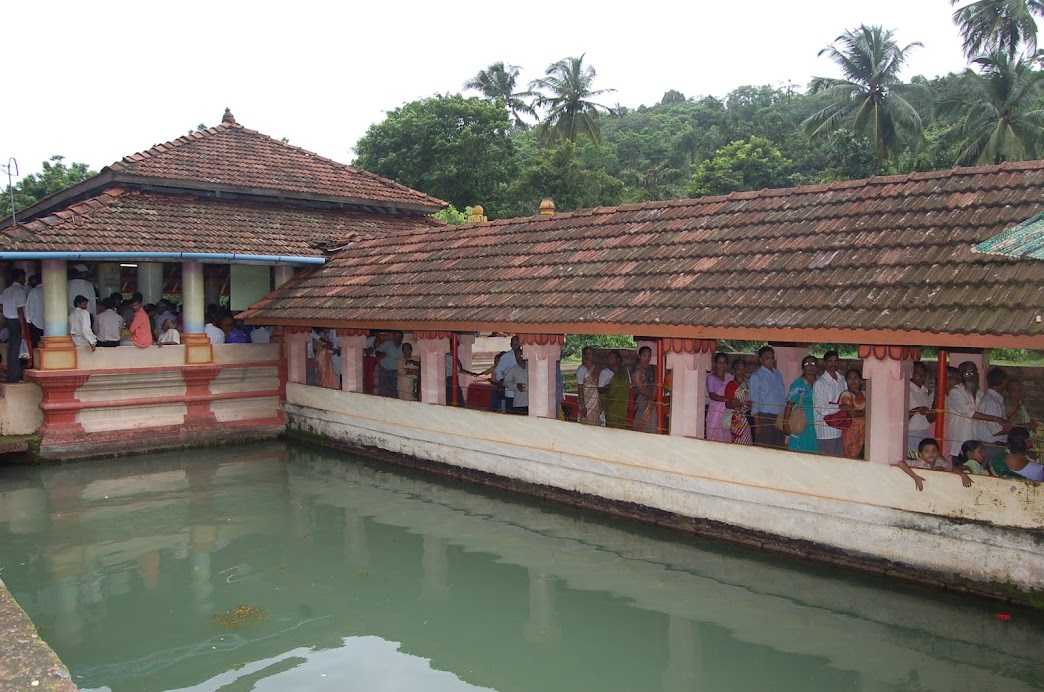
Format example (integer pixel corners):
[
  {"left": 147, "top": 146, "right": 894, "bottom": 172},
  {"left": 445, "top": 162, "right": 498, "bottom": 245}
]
[{"left": 0, "top": 443, "right": 1042, "bottom": 691}]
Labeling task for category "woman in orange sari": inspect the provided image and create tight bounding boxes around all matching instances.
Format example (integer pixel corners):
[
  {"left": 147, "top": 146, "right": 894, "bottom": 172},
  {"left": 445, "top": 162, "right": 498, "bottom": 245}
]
[{"left": 839, "top": 368, "right": 866, "bottom": 459}]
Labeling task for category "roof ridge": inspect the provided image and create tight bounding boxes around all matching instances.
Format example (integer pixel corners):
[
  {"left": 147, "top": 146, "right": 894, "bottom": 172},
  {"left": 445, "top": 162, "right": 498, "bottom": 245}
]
[
  {"left": 112, "top": 122, "right": 237, "bottom": 169},
  {"left": 244, "top": 128, "right": 447, "bottom": 208},
  {"left": 449, "top": 159, "right": 1044, "bottom": 229}
]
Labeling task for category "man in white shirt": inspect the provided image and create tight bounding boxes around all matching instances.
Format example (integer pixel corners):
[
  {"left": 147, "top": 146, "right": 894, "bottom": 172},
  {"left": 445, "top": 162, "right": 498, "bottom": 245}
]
[
  {"left": 490, "top": 335, "right": 520, "bottom": 412},
  {"left": 204, "top": 320, "right": 226, "bottom": 345},
  {"left": 976, "top": 367, "right": 1010, "bottom": 447},
  {"left": 67, "top": 264, "right": 97, "bottom": 315},
  {"left": 152, "top": 300, "right": 177, "bottom": 334},
  {"left": 813, "top": 350, "right": 847, "bottom": 457},
  {"left": 69, "top": 295, "right": 98, "bottom": 350},
  {"left": 25, "top": 274, "right": 44, "bottom": 348},
  {"left": 95, "top": 299, "right": 125, "bottom": 347},
  {"left": 502, "top": 348, "right": 529, "bottom": 414},
  {"left": 906, "top": 361, "right": 935, "bottom": 455},
  {"left": 1, "top": 269, "right": 28, "bottom": 382},
  {"left": 947, "top": 361, "right": 1010, "bottom": 454}
]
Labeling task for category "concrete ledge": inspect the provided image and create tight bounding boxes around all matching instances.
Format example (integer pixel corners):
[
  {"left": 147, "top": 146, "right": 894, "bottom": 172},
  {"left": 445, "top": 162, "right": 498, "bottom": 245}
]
[{"left": 0, "top": 577, "right": 76, "bottom": 691}]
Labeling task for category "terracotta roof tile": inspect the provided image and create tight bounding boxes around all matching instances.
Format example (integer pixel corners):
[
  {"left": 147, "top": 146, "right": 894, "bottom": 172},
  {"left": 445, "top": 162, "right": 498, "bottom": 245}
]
[
  {"left": 244, "top": 161, "right": 1044, "bottom": 339},
  {"left": 108, "top": 119, "right": 445, "bottom": 211},
  {"left": 0, "top": 189, "right": 442, "bottom": 257}
]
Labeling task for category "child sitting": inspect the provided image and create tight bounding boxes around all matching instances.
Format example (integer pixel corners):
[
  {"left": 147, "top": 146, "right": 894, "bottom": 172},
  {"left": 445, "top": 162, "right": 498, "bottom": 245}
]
[
  {"left": 952, "top": 440, "right": 991, "bottom": 476},
  {"left": 157, "top": 319, "right": 181, "bottom": 346},
  {"left": 897, "top": 437, "right": 972, "bottom": 491}
]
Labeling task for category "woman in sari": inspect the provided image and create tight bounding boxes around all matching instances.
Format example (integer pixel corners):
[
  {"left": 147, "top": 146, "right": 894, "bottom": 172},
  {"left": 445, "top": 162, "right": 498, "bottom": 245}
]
[
  {"left": 724, "top": 357, "right": 753, "bottom": 445},
  {"left": 632, "top": 346, "right": 658, "bottom": 433},
  {"left": 576, "top": 347, "right": 605, "bottom": 425},
  {"left": 785, "top": 356, "right": 819, "bottom": 453},
  {"left": 604, "top": 351, "right": 631, "bottom": 429},
  {"left": 706, "top": 352, "right": 733, "bottom": 442},
  {"left": 838, "top": 368, "right": 866, "bottom": 459},
  {"left": 315, "top": 334, "right": 338, "bottom": 389}
]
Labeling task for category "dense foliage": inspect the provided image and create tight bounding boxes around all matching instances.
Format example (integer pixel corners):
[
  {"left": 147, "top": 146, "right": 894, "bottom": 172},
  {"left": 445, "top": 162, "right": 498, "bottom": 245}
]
[{"left": 0, "top": 156, "right": 94, "bottom": 220}]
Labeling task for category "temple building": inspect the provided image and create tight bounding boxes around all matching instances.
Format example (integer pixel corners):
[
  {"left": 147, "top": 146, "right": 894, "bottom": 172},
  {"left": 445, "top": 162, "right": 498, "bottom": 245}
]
[
  {"left": 241, "top": 161, "right": 1044, "bottom": 599},
  {"left": 0, "top": 109, "right": 445, "bottom": 457}
]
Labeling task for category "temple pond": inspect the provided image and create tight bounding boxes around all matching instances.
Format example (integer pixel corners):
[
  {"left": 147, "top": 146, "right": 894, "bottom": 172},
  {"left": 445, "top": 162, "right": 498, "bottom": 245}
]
[{"left": 1, "top": 442, "right": 1042, "bottom": 691}]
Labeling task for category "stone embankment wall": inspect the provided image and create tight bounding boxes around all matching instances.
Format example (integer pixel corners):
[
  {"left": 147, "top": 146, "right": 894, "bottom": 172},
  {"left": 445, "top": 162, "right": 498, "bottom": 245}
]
[
  {"left": 0, "top": 577, "right": 76, "bottom": 691},
  {"left": 284, "top": 383, "right": 1044, "bottom": 603}
]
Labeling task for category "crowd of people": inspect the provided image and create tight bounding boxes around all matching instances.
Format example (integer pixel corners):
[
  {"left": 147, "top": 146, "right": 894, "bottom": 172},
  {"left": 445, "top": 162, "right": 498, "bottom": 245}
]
[{"left": 0, "top": 265, "right": 271, "bottom": 382}]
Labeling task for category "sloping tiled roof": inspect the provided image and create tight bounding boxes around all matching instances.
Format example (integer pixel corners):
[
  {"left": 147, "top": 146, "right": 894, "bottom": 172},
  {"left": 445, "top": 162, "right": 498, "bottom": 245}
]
[
  {"left": 106, "top": 114, "right": 446, "bottom": 212},
  {"left": 974, "top": 212, "right": 1044, "bottom": 260},
  {"left": 242, "top": 161, "right": 1044, "bottom": 345},
  {"left": 0, "top": 188, "right": 442, "bottom": 257}
]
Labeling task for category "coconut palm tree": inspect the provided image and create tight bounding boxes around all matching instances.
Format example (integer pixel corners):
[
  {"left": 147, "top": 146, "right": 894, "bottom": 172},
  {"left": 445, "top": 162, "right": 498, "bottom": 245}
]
[
  {"left": 464, "top": 62, "right": 536, "bottom": 128},
  {"left": 529, "top": 54, "right": 615, "bottom": 143},
  {"left": 950, "top": 0, "right": 1044, "bottom": 60},
  {"left": 948, "top": 50, "right": 1044, "bottom": 164},
  {"left": 803, "top": 25, "right": 925, "bottom": 163}
]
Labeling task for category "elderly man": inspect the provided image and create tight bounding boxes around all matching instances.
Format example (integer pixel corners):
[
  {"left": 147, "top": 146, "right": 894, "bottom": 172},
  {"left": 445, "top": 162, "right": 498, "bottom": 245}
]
[
  {"left": 490, "top": 335, "right": 521, "bottom": 413},
  {"left": 67, "top": 264, "right": 97, "bottom": 315},
  {"left": 947, "top": 361, "right": 1009, "bottom": 454}
]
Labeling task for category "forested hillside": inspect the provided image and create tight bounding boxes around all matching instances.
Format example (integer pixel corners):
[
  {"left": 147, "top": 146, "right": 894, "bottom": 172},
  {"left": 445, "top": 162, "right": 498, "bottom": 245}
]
[{"left": 354, "top": 3, "right": 1044, "bottom": 220}]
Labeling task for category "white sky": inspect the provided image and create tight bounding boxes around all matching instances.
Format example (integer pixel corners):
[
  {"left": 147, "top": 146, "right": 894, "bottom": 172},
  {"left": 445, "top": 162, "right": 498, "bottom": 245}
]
[{"left": 3, "top": 0, "right": 981, "bottom": 180}]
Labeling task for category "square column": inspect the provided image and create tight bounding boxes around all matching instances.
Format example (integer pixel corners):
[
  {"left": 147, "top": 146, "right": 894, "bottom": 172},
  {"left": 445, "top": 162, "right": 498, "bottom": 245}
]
[
  {"left": 415, "top": 333, "right": 449, "bottom": 405},
  {"left": 337, "top": 329, "right": 368, "bottom": 393},
  {"left": 522, "top": 335, "right": 563, "bottom": 419},
  {"left": 38, "top": 259, "right": 76, "bottom": 370},
  {"left": 137, "top": 262, "right": 163, "bottom": 304},
  {"left": 771, "top": 344, "right": 807, "bottom": 388},
  {"left": 664, "top": 339, "right": 716, "bottom": 439},
  {"left": 181, "top": 261, "right": 212, "bottom": 364},
  {"left": 860, "top": 345, "right": 920, "bottom": 464},
  {"left": 456, "top": 334, "right": 476, "bottom": 403},
  {"left": 286, "top": 329, "right": 309, "bottom": 384},
  {"left": 274, "top": 265, "right": 296, "bottom": 288}
]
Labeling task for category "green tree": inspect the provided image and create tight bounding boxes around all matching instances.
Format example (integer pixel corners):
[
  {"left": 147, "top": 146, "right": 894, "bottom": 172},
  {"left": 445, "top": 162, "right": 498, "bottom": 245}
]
[
  {"left": 948, "top": 51, "right": 1044, "bottom": 164},
  {"left": 353, "top": 95, "right": 516, "bottom": 214},
  {"left": 530, "top": 54, "right": 615, "bottom": 143},
  {"left": 688, "top": 136, "right": 795, "bottom": 197},
  {"left": 950, "top": 0, "right": 1044, "bottom": 59},
  {"left": 501, "top": 139, "right": 624, "bottom": 216},
  {"left": 659, "top": 89, "right": 687, "bottom": 105},
  {"left": 464, "top": 62, "right": 536, "bottom": 128},
  {"left": 0, "top": 155, "right": 95, "bottom": 220},
  {"left": 803, "top": 25, "right": 925, "bottom": 164},
  {"left": 432, "top": 204, "right": 469, "bottom": 224}
]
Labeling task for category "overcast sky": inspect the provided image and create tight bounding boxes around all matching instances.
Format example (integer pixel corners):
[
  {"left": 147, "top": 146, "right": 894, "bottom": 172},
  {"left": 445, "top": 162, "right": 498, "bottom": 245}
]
[{"left": 3, "top": 1, "right": 989, "bottom": 180}]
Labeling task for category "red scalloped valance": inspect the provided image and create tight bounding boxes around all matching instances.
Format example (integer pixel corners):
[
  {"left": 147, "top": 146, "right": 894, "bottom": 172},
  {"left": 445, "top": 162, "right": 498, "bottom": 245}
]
[
  {"left": 415, "top": 331, "right": 452, "bottom": 340},
  {"left": 520, "top": 334, "right": 566, "bottom": 346},
  {"left": 335, "top": 328, "right": 369, "bottom": 337},
  {"left": 858, "top": 345, "right": 922, "bottom": 361},
  {"left": 662, "top": 338, "right": 717, "bottom": 354}
]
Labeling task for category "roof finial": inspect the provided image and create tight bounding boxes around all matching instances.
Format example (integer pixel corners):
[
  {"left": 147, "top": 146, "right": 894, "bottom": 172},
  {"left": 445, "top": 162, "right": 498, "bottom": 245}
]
[
  {"left": 222, "top": 107, "right": 237, "bottom": 125},
  {"left": 538, "top": 197, "right": 556, "bottom": 217}
]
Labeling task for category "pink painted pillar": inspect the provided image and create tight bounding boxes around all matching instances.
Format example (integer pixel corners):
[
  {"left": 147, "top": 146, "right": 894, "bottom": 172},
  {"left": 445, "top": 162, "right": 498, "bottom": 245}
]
[
  {"left": 666, "top": 349, "right": 713, "bottom": 439},
  {"left": 457, "top": 334, "right": 476, "bottom": 403},
  {"left": 862, "top": 352, "right": 908, "bottom": 464},
  {"left": 772, "top": 345, "right": 806, "bottom": 388},
  {"left": 415, "top": 335, "right": 449, "bottom": 405},
  {"left": 337, "top": 330, "right": 368, "bottom": 393},
  {"left": 286, "top": 330, "right": 309, "bottom": 385},
  {"left": 524, "top": 339, "right": 562, "bottom": 419}
]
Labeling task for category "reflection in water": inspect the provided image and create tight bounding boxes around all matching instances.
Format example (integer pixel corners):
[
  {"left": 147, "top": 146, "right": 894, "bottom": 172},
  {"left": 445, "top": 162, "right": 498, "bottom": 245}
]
[{"left": 0, "top": 442, "right": 1042, "bottom": 692}]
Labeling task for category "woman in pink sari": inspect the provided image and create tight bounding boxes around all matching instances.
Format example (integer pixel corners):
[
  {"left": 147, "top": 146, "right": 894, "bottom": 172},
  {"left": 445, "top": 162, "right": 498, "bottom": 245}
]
[{"left": 706, "top": 352, "right": 733, "bottom": 442}]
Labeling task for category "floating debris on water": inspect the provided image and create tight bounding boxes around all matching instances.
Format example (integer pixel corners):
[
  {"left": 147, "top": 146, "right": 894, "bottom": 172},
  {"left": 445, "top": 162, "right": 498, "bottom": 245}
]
[{"left": 211, "top": 604, "right": 269, "bottom": 629}]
